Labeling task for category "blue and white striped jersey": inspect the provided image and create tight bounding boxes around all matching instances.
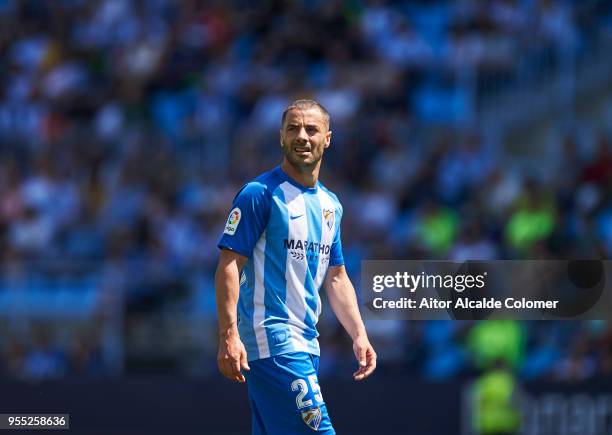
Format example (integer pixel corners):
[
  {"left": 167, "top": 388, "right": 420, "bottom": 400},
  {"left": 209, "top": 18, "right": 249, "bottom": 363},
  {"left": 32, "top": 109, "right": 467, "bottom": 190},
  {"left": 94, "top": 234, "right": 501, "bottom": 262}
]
[{"left": 218, "top": 165, "right": 344, "bottom": 361}]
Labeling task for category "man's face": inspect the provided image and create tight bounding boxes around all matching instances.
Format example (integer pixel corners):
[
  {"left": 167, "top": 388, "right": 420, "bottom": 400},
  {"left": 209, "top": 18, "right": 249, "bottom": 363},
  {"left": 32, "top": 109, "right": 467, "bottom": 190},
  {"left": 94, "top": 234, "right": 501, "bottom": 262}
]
[{"left": 280, "top": 108, "right": 331, "bottom": 169}]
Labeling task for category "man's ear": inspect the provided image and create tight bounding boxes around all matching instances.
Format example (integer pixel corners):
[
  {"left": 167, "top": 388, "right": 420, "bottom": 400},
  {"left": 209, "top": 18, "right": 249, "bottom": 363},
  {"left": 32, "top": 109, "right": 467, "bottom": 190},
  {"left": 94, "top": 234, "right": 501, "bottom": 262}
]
[{"left": 325, "top": 130, "right": 332, "bottom": 148}]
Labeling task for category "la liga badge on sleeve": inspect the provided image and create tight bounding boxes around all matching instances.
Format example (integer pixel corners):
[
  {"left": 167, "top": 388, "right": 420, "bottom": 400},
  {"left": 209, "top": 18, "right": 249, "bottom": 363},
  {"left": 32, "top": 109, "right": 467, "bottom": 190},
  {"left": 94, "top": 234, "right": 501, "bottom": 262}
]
[{"left": 224, "top": 207, "right": 241, "bottom": 235}]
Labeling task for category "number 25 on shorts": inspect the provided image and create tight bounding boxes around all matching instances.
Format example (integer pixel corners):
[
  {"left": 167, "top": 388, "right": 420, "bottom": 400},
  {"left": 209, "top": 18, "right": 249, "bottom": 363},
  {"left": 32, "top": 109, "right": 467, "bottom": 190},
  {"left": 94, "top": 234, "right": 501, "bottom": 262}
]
[{"left": 291, "top": 375, "right": 323, "bottom": 409}]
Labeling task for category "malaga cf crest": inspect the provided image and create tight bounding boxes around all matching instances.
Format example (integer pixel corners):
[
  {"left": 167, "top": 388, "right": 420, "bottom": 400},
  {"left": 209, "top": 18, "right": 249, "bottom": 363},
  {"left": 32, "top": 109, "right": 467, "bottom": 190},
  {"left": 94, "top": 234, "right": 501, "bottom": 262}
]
[
  {"left": 301, "top": 407, "right": 322, "bottom": 431},
  {"left": 322, "top": 209, "right": 334, "bottom": 231}
]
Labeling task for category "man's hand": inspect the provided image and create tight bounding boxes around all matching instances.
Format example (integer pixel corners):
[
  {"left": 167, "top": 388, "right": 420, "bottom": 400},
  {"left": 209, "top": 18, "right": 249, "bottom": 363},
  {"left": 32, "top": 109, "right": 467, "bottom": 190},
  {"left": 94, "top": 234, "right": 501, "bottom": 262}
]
[
  {"left": 215, "top": 249, "right": 249, "bottom": 382},
  {"left": 217, "top": 329, "right": 250, "bottom": 383},
  {"left": 352, "top": 336, "right": 376, "bottom": 381},
  {"left": 324, "top": 266, "right": 377, "bottom": 381}
]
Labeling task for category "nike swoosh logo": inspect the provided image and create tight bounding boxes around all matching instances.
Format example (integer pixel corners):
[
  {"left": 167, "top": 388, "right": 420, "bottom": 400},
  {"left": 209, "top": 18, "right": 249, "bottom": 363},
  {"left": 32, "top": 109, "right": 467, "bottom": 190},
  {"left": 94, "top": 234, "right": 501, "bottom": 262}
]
[{"left": 290, "top": 214, "right": 304, "bottom": 220}]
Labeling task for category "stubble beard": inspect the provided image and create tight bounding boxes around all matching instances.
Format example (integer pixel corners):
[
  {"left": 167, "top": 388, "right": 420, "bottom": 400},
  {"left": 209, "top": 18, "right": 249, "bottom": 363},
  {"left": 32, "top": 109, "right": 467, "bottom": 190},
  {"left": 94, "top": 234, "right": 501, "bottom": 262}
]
[{"left": 282, "top": 141, "right": 323, "bottom": 172}]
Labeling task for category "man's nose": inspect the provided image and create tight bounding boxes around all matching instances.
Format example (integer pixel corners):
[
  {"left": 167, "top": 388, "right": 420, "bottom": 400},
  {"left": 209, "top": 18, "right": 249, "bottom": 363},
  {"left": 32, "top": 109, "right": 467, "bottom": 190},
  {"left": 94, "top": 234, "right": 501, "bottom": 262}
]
[{"left": 296, "top": 127, "right": 308, "bottom": 143}]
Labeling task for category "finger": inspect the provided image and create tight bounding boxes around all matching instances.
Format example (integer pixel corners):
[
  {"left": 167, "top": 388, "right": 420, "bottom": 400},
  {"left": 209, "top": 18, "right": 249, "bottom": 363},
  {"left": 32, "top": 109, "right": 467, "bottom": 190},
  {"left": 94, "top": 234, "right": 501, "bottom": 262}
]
[
  {"left": 352, "top": 365, "right": 367, "bottom": 375},
  {"left": 352, "top": 365, "right": 367, "bottom": 379},
  {"left": 361, "top": 353, "right": 377, "bottom": 379},
  {"left": 233, "top": 351, "right": 248, "bottom": 383},
  {"left": 240, "top": 349, "right": 250, "bottom": 372},
  {"left": 367, "top": 350, "right": 377, "bottom": 366},
  {"left": 231, "top": 355, "right": 242, "bottom": 378},
  {"left": 361, "top": 362, "right": 376, "bottom": 379},
  {"left": 234, "top": 372, "right": 246, "bottom": 383},
  {"left": 220, "top": 358, "right": 234, "bottom": 380},
  {"left": 356, "top": 346, "right": 367, "bottom": 367},
  {"left": 224, "top": 357, "right": 244, "bottom": 383},
  {"left": 353, "top": 352, "right": 376, "bottom": 380}
]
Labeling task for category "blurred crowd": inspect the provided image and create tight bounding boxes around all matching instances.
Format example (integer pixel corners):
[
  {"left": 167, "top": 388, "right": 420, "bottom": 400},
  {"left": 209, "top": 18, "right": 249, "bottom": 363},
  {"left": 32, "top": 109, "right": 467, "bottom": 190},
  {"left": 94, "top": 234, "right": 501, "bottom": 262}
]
[
  {"left": 0, "top": 325, "right": 106, "bottom": 380},
  {"left": 1, "top": 0, "right": 612, "bottom": 382},
  {"left": 334, "top": 318, "right": 612, "bottom": 383}
]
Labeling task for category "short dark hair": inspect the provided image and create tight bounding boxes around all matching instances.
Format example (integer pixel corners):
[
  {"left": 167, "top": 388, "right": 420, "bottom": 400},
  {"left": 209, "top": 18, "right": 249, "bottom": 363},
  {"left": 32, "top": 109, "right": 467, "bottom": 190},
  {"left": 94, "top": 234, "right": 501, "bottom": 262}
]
[{"left": 281, "top": 99, "right": 330, "bottom": 129}]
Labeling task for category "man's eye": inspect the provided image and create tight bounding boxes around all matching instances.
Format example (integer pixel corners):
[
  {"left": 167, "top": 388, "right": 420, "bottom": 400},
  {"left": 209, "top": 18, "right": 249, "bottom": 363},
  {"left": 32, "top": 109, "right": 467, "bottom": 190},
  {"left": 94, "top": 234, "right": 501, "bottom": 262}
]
[{"left": 307, "top": 127, "right": 318, "bottom": 134}]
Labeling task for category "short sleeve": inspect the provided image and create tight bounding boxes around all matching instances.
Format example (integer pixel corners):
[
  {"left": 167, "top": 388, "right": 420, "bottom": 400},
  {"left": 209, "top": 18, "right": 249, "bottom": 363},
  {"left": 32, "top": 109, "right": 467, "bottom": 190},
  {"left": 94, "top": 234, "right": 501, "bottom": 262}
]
[
  {"left": 329, "top": 205, "right": 344, "bottom": 266},
  {"left": 218, "top": 182, "right": 270, "bottom": 258}
]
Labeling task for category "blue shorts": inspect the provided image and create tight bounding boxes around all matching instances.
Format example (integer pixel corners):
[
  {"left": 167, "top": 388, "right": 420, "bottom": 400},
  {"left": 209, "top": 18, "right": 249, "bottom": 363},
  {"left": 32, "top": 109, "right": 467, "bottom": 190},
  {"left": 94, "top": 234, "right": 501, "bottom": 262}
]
[{"left": 245, "top": 352, "right": 335, "bottom": 435}]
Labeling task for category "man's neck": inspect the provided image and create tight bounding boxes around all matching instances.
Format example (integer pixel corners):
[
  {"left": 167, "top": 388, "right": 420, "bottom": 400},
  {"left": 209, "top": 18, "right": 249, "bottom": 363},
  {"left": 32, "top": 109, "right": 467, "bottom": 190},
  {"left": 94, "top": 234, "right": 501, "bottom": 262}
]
[{"left": 281, "top": 160, "right": 320, "bottom": 188}]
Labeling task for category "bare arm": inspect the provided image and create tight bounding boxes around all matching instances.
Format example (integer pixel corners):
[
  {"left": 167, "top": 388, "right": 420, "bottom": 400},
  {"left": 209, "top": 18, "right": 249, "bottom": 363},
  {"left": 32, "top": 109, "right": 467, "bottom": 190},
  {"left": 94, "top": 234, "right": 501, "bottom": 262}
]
[
  {"left": 215, "top": 248, "right": 249, "bottom": 382},
  {"left": 324, "top": 265, "right": 376, "bottom": 381}
]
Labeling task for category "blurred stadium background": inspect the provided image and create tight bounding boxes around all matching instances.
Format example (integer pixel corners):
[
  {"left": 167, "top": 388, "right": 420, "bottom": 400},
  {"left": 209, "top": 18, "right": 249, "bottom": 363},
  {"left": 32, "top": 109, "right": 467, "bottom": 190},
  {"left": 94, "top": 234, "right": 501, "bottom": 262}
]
[{"left": 1, "top": 0, "right": 612, "bottom": 434}]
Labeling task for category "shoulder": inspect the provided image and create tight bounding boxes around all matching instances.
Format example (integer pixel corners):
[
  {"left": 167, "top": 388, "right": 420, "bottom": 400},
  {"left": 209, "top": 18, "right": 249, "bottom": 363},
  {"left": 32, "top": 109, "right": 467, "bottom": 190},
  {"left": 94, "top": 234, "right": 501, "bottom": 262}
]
[
  {"left": 235, "top": 181, "right": 268, "bottom": 200},
  {"left": 235, "top": 167, "right": 284, "bottom": 200}
]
